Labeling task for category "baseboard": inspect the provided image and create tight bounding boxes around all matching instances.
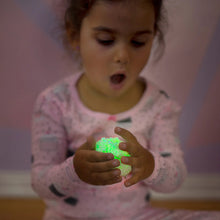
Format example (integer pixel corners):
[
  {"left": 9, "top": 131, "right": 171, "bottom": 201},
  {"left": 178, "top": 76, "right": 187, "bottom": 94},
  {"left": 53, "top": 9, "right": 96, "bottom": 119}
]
[
  {"left": 151, "top": 173, "right": 220, "bottom": 200},
  {"left": 0, "top": 170, "right": 220, "bottom": 200},
  {"left": 0, "top": 170, "right": 38, "bottom": 198}
]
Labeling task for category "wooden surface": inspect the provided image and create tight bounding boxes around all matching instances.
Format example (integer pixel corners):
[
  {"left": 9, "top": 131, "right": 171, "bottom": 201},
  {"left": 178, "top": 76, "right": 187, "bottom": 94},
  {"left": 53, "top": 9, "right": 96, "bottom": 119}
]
[
  {"left": 0, "top": 198, "right": 220, "bottom": 220},
  {"left": 0, "top": 199, "right": 45, "bottom": 220},
  {"left": 151, "top": 200, "right": 220, "bottom": 211}
]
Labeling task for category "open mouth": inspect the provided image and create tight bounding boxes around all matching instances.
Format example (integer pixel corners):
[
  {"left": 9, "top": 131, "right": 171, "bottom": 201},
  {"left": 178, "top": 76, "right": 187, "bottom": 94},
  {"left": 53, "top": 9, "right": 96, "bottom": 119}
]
[{"left": 110, "top": 73, "right": 126, "bottom": 85}]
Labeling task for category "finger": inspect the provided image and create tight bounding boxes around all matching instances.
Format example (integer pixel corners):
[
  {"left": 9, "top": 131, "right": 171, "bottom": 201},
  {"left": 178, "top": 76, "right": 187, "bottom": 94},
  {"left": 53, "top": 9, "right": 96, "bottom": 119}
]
[
  {"left": 114, "top": 127, "right": 137, "bottom": 144},
  {"left": 79, "top": 136, "right": 96, "bottom": 150},
  {"left": 124, "top": 172, "right": 140, "bottom": 187},
  {"left": 91, "top": 169, "right": 122, "bottom": 185},
  {"left": 89, "top": 159, "right": 120, "bottom": 172},
  {"left": 119, "top": 141, "right": 140, "bottom": 156},
  {"left": 87, "top": 150, "right": 114, "bottom": 162},
  {"left": 93, "top": 175, "right": 122, "bottom": 186},
  {"left": 87, "top": 136, "right": 96, "bottom": 150},
  {"left": 106, "top": 176, "right": 123, "bottom": 185},
  {"left": 121, "top": 156, "right": 134, "bottom": 166}
]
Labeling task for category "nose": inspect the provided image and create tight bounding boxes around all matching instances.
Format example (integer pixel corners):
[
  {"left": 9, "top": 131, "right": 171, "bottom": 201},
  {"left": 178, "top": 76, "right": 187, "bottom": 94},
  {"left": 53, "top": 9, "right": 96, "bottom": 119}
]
[{"left": 113, "top": 43, "right": 130, "bottom": 65}]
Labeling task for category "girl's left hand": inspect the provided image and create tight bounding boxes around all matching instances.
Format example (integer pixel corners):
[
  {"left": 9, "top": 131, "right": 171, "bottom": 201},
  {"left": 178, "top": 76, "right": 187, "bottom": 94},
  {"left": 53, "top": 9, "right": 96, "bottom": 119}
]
[{"left": 114, "top": 127, "right": 155, "bottom": 187}]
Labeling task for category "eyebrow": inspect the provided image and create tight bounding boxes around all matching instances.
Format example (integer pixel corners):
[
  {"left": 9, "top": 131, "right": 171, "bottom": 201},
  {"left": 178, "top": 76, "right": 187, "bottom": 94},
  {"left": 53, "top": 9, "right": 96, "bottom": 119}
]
[{"left": 92, "top": 26, "right": 153, "bottom": 35}]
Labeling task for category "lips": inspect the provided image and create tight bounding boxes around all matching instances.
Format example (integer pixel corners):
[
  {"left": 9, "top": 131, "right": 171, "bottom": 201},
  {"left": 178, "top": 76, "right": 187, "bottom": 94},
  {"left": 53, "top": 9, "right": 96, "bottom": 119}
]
[{"left": 110, "top": 73, "right": 126, "bottom": 85}]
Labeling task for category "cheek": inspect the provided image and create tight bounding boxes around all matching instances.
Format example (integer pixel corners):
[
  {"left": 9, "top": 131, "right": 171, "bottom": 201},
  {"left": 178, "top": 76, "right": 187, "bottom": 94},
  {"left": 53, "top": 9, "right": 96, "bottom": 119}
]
[
  {"left": 133, "top": 51, "right": 151, "bottom": 70},
  {"left": 81, "top": 45, "right": 108, "bottom": 67},
  {"left": 135, "top": 44, "right": 153, "bottom": 66}
]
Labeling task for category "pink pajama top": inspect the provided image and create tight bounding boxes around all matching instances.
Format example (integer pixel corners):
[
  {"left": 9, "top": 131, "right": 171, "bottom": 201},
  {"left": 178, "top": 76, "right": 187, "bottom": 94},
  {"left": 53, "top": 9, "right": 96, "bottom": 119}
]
[{"left": 31, "top": 72, "right": 187, "bottom": 219}]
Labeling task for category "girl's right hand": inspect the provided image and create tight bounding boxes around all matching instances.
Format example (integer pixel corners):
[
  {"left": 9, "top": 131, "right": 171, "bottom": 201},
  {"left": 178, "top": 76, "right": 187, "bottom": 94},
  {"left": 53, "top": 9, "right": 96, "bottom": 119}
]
[{"left": 73, "top": 136, "right": 122, "bottom": 185}]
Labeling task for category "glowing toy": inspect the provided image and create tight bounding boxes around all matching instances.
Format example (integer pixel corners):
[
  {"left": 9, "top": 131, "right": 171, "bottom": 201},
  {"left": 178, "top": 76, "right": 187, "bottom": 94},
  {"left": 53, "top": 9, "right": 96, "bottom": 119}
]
[{"left": 95, "top": 137, "right": 131, "bottom": 176}]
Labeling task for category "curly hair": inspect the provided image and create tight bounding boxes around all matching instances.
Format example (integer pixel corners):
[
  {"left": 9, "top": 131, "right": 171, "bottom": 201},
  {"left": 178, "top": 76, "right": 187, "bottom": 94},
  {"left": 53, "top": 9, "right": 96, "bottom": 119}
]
[{"left": 63, "top": 0, "right": 168, "bottom": 62}]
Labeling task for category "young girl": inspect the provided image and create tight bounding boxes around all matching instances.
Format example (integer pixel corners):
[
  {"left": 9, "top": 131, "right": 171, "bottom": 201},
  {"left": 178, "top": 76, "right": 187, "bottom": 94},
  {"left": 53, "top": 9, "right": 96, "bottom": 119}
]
[{"left": 31, "top": 0, "right": 199, "bottom": 219}]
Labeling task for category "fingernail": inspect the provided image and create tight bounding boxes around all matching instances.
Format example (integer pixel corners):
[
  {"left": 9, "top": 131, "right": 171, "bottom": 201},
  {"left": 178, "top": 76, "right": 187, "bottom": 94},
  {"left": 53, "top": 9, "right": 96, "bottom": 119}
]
[
  {"left": 107, "top": 154, "right": 113, "bottom": 160},
  {"left": 116, "top": 127, "right": 121, "bottom": 132},
  {"left": 120, "top": 143, "right": 126, "bottom": 149},
  {"left": 122, "top": 157, "right": 128, "bottom": 163},
  {"left": 114, "top": 170, "right": 120, "bottom": 176},
  {"left": 113, "top": 160, "right": 119, "bottom": 166}
]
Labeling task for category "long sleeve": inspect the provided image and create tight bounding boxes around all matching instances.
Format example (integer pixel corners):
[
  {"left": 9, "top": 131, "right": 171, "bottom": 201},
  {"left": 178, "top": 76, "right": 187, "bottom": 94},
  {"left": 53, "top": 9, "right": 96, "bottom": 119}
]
[
  {"left": 144, "top": 99, "right": 187, "bottom": 193},
  {"left": 31, "top": 91, "right": 84, "bottom": 200}
]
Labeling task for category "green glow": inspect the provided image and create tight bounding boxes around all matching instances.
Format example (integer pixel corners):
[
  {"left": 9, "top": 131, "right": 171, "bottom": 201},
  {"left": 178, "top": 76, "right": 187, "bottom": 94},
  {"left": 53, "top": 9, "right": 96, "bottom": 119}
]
[{"left": 95, "top": 137, "right": 131, "bottom": 176}]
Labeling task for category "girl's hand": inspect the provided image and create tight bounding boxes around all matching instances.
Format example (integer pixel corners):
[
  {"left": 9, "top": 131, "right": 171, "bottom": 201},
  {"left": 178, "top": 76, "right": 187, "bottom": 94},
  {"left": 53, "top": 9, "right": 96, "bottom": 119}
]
[
  {"left": 114, "top": 127, "right": 155, "bottom": 187},
  {"left": 73, "top": 136, "right": 122, "bottom": 185}
]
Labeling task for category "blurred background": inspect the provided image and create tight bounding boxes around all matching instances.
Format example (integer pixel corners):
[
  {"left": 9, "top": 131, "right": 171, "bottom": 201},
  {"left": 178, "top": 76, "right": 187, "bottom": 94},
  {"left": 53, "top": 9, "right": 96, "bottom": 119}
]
[{"left": 0, "top": 0, "right": 220, "bottom": 200}]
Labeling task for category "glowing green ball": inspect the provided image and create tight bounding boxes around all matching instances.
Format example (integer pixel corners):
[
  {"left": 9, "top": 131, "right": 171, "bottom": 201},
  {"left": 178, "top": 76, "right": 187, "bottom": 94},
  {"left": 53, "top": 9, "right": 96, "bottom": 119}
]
[{"left": 95, "top": 137, "right": 131, "bottom": 177}]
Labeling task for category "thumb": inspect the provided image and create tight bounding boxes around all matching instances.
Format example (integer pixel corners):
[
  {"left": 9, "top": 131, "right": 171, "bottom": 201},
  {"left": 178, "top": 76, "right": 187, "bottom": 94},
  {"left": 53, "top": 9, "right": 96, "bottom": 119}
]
[
  {"left": 86, "top": 136, "right": 96, "bottom": 150},
  {"left": 79, "top": 136, "right": 96, "bottom": 150}
]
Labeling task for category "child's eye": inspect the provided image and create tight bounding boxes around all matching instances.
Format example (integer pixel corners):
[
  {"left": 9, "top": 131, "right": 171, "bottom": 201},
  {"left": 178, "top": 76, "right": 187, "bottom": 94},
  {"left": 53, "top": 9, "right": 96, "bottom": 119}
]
[
  {"left": 97, "top": 39, "right": 114, "bottom": 46},
  {"left": 131, "top": 41, "right": 146, "bottom": 48}
]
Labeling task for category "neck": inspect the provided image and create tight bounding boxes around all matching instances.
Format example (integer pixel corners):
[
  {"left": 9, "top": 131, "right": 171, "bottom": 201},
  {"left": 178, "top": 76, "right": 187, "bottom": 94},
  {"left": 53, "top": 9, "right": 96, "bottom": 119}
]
[{"left": 76, "top": 74, "right": 146, "bottom": 114}]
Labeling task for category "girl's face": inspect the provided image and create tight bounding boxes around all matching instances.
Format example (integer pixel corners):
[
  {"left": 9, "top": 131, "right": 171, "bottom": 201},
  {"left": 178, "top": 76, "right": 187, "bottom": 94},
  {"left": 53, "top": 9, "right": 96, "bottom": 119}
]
[{"left": 76, "top": 0, "right": 155, "bottom": 100}]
